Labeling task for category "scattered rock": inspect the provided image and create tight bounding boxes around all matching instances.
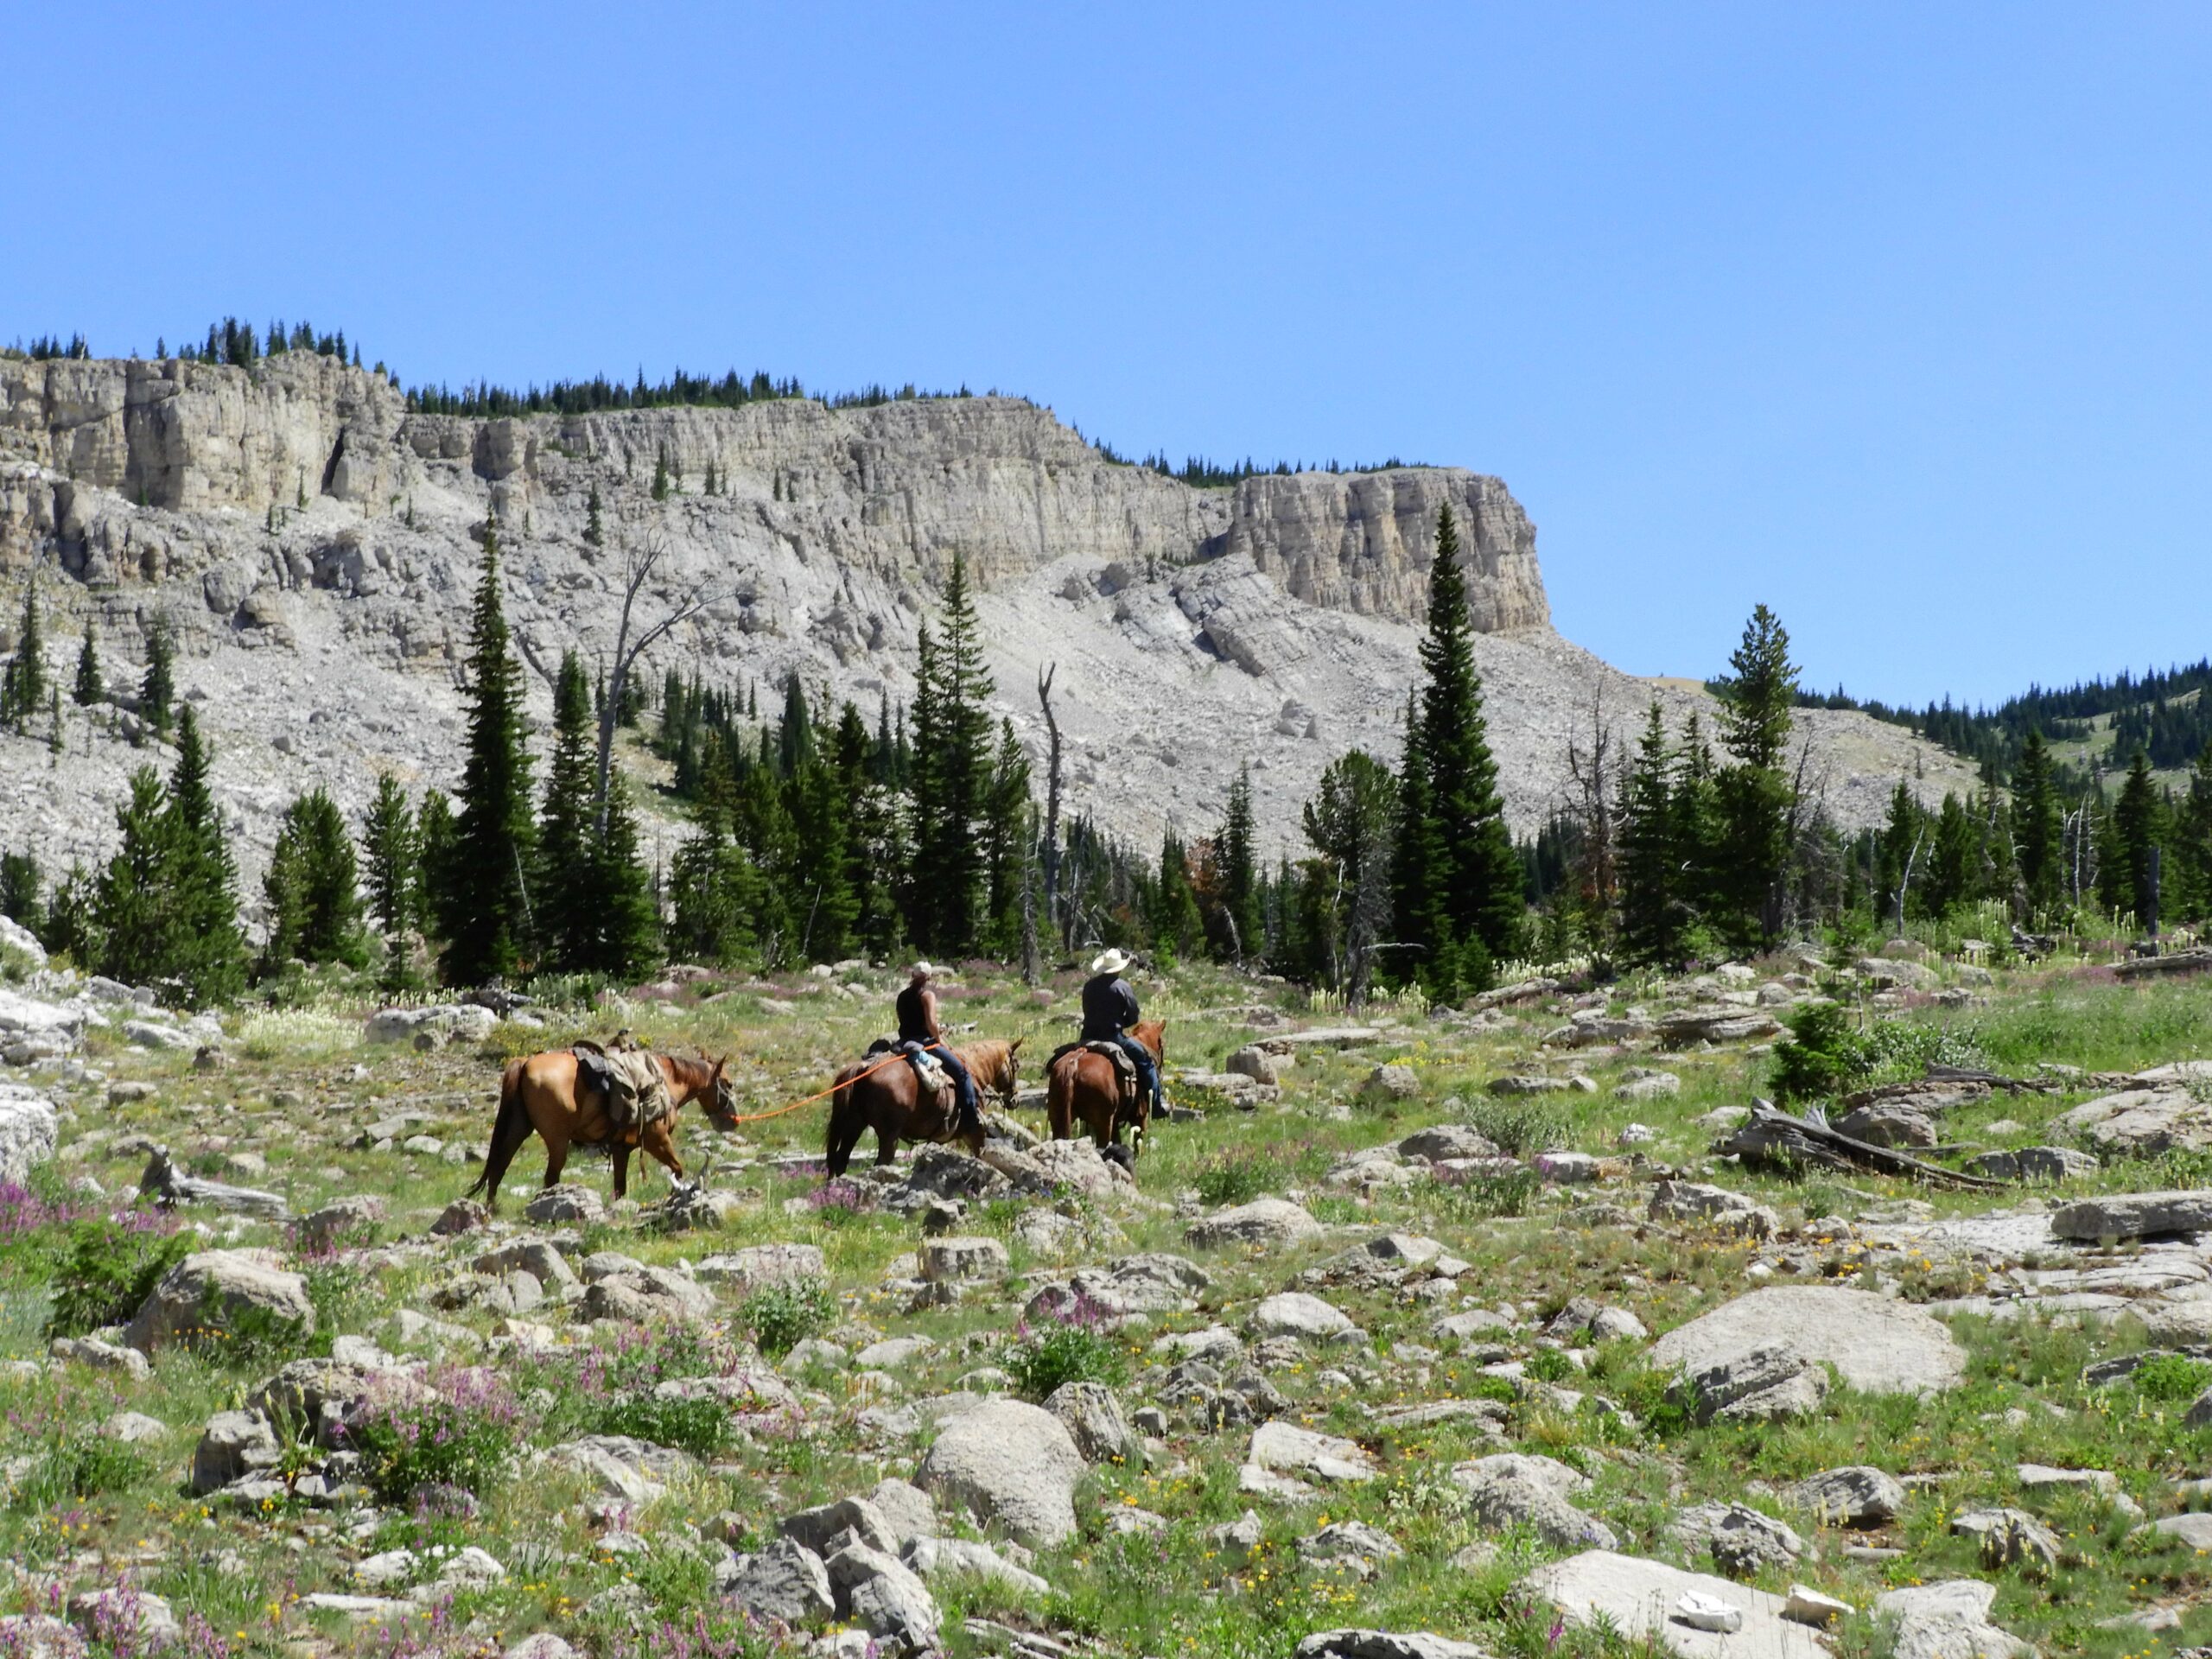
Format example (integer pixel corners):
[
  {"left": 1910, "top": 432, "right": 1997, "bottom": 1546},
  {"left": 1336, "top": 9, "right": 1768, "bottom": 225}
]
[
  {"left": 1874, "top": 1579, "right": 2034, "bottom": 1659},
  {"left": 1452, "top": 1453, "right": 1616, "bottom": 1548},
  {"left": 1248, "top": 1421, "right": 1376, "bottom": 1484},
  {"left": 1649, "top": 1286, "right": 1966, "bottom": 1395},
  {"left": 718, "top": 1535, "right": 835, "bottom": 1624},
  {"left": 1044, "top": 1381, "right": 1142, "bottom": 1466},
  {"left": 1669, "top": 1503, "right": 1804, "bottom": 1576},
  {"left": 1648, "top": 1180, "right": 1778, "bottom": 1238},
  {"left": 1670, "top": 1340, "right": 1829, "bottom": 1425},
  {"left": 1187, "top": 1198, "right": 1322, "bottom": 1249},
  {"left": 1358, "top": 1064, "right": 1420, "bottom": 1101},
  {"left": 524, "top": 1184, "right": 604, "bottom": 1225},
  {"left": 1526, "top": 1549, "right": 1824, "bottom": 1656},
  {"left": 2051, "top": 1190, "right": 2212, "bottom": 1242},
  {"left": 914, "top": 1399, "right": 1085, "bottom": 1545},
  {"left": 1788, "top": 1465, "right": 1904, "bottom": 1528},
  {"left": 124, "top": 1249, "right": 315, "bottom": 1355}
]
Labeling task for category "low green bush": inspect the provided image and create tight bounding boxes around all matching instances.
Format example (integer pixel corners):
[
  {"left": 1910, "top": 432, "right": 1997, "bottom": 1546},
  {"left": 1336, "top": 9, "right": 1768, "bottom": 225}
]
[{"left": 744, "top": 1281, "right": 835, "bottom": 1358}]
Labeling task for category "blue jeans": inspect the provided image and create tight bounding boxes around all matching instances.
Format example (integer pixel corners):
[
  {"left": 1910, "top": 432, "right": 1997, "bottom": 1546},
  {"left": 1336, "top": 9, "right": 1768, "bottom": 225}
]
[
  {"left": 1107, "top": 1035, "right": 1160, "bottom": 1112},
  {"left": 919, "top": 1043, "right": 978, "bottom": 1132}
]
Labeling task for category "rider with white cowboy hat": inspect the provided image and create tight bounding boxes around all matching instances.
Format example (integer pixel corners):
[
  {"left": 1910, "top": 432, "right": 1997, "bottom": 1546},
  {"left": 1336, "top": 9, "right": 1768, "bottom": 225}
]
[
  {"left": 1079, "top": 948, "right": 1162, "bottom": 1118},
  {"left": 895, "top": 961, "right": 980, "bottom": 1140}
]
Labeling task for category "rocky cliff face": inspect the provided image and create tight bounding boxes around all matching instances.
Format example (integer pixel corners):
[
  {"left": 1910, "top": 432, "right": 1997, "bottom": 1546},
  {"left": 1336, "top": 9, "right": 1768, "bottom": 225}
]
[{"left": 0, "top": 353, "right": 1975, "bottom": 899}]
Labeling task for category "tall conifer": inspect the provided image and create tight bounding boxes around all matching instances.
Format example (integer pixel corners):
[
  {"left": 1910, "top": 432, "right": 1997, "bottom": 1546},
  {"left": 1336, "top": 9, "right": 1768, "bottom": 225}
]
[{"left": 442, "top": 527, "right": 536, "bottom": 983}]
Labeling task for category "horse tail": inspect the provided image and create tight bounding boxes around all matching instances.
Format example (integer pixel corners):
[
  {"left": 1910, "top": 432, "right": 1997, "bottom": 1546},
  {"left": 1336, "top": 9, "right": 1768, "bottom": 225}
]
[
  {"left": 467, "top": 1059, "right": 528, "bottom": 1199},
  {"left": 825, "top": 1070, "right": 858, "bottom": 1178}
]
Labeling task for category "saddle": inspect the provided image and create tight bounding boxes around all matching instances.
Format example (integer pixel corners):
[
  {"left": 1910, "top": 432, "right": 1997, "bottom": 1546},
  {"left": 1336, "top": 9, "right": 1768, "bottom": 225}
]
[
  {"left": 573, "top": 1038, "right": 673, "bottom": 1136},
  {"left": 1048, "top": 1039, "right": 1141, "bottom": 1112},
  {"left": 864, "top": 1037, "right": 952, "bottom": 1108}
]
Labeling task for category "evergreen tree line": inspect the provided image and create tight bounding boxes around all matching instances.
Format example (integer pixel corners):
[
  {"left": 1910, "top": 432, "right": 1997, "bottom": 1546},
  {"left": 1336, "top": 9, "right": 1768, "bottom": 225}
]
[
  {"left": 407, "top": 368, "right": 974, "bottom": 420},
  {"left": 1086, "top": 443, "right": 1423, "bottom": 489},
  {"left": 8, "top": 335, "right": 91, "bottom": 361},
  {"left": 1796, "top": 657, "right": 2212, "bottom": 780}
]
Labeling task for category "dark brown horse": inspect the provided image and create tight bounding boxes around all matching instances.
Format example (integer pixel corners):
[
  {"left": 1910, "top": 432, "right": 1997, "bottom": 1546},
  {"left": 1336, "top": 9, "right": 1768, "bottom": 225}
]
[
  {"left": 467, "top": 1050, "right": 741, "bottom": 1209},
  {"left": 1047, "top": 1020, "right": 1165, "bottom": 1160},
  {"left": 823, "top": 1039, "right": 1023, "bottom": 1177}
]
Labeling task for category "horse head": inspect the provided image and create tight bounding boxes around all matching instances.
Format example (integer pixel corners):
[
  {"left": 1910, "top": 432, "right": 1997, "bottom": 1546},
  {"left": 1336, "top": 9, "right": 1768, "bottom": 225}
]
[
  {"left": 704, "top": 1054, "right": 742, "bottom": 1132},
  {"left": 996, "top": 1037, "right": 1024, "bottom": 1108}
]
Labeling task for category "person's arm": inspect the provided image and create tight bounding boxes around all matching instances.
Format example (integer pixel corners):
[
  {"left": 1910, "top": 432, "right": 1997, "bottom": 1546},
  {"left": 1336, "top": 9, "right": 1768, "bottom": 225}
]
[
  {"left": 1116, "top": 981, "right": 1141, "bottom": 1027},
  {"left": 921, "top": 988, "right": 945, "bottom": 1045}
]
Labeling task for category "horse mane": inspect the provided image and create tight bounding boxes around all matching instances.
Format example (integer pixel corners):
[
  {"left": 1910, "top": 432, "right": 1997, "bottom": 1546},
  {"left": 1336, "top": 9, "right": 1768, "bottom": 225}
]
[
  {"left": 956, "top": 1039, "right": 1020, "bottom": 1090},
  {"left": 662, "top": 1053, "right": 718, "bottom": 1093}
]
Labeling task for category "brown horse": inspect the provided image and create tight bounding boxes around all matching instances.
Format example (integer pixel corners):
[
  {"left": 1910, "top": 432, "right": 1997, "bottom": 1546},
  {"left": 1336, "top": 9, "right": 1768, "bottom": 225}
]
[
  {"left": 467, "top": 1050, "right": 741, "bottom": 1209},
  {"left": 823, "top": 1039, "right": 1023, "bottom": 1177},
  {"left": 1047, "top": 1020, "right": 1165, "bottom": 1160}
]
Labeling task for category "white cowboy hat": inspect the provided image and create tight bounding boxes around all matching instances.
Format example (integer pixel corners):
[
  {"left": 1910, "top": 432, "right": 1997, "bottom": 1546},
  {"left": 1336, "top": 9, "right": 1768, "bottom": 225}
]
[
  {"left": 1089, "top": 948, "right": 1132, "bottom": 976},
  {"left": 909, "top": 961, "right": 938, "bottom": 980}
]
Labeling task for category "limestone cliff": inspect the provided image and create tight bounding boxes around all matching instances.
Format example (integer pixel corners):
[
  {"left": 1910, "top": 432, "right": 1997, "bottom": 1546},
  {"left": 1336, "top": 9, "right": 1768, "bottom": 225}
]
[{"left": 0, "top": 352, "right": 1975, "bottom": 895}]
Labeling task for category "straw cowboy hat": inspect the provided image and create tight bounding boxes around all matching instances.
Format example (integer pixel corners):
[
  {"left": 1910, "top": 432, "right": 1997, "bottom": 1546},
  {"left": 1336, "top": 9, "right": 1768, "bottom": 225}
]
[{"left": 1089, "top": 948, "right": 1132, "bottom": 976}]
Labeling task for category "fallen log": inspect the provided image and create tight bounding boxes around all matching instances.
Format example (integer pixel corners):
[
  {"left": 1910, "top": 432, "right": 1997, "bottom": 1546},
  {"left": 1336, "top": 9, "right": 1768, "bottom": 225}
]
[
  {"left": 1718, "top": 1102, "right": 2009, "bottom": 1191},
  {"left": 140, "top": 1146, "right": 291, "bottom": 1219}
]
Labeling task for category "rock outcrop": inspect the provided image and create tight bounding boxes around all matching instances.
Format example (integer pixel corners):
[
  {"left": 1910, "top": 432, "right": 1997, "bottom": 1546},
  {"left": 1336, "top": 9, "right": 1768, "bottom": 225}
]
[{"left": 0, "top": 353, "right": 1982, "bottom": 886}]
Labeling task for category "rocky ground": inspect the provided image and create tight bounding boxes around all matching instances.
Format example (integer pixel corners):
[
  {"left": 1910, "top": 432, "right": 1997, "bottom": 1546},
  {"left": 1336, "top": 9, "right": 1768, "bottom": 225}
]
[{"left": 3, "top": 923, "right": 2212, "bottom": 1656}]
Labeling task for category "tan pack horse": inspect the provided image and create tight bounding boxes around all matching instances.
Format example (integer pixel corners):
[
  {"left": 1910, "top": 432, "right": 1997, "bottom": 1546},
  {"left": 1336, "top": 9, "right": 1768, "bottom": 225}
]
[
  {"left": 823, "top": 1039, "right": 1023, "bottom": 1177},
  {"left": 1047, "top": 1020, "right": 1165, "bottom": 1164},
  {"left": 467, "top": 1050, "right": 741, "bottom": 1209}
]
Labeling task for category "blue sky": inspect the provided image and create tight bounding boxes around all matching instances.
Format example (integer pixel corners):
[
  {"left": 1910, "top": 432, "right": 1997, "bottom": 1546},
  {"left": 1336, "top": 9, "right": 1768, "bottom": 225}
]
[{"left": 7, "top": 3, "right": 2207, "bottom": 709}]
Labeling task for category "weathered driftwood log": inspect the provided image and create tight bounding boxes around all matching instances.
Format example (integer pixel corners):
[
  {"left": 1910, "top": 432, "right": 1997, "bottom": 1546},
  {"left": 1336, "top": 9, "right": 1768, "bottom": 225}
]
[{"left": 1718, "top": 1103, "right": 2008, "bottom": 1191}]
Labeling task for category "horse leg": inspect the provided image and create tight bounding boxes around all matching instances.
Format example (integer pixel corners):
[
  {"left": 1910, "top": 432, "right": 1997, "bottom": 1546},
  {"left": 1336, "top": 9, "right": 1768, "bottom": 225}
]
[
  {"left": 611, "top": 1143, "right": 632, "bottom": 1200},
  {"left": 875, "top": 1116, "right": 899, "bottom": 1167},
  {"left": 541, "top": 1131, "right": 570, "bottom": 1190},
  {"left": 477, "top": 1107, "right": 536, "bottom": 1212},
  {"left": 642, "top": 1122, "right": 684, "bottom": 1186}
]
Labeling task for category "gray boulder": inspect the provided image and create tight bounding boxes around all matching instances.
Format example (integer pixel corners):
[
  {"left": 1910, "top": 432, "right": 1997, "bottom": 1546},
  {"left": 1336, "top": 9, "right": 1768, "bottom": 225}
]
[
  {"left": 1045, "top": 1380, "right": 1143, "bottom": 1466},
  {"left": 902, "top": 1535, "right": 1048, "bottom": 1595},
  {"left": 1673, "top": 1339, "right": 1829, "bottom": 1425},
  {"left": 1647, "top": 1180, "right": 1777, "bottom": 1238},
  {"left": 0, "top": 1085, "right": 58, "bottom": 1185},
  {"left": 694, "top": 1243, "right": 828, "bottom": 1293},
  {"left": 824, "top": 1541, "right": 941, "bottom": 1652},
  {"left": 2051, "top": 1189, "right": 2212, "bottom": 1242},
  {"left": 1451, "top": 1453, "right": 1616, "bottom": 1549},
  {"left": 524, "top": 1184, "right": 603, "bottom": 1225},
  {"left": 1396, "top": 1125, "right": 1501, "bottom": 1161},
  {"left": 1527, "top": 1549, "right": 1825, "bottom": 1656},
  {"left": 124, "top": 1249, "right": 315, "bottom": 1355},
  {"left": 1294, "top": 1633, "right": 1489, "bottom": 1659},
  {"left": 1874, "top": 1580, "right": 2034, "bottom": 1659},
  {"left": 67, "top": 1590, "right": 180, "bottom": 1652},
  {"left": 1965, "top": 1146, "right": 2100, "bottom": 1181},
  {"left": 1030, "top": 1253, "right": 1209, "bottom": 1320},
  {"left": 1250, "top": 1291, "right": 1357, "bottom": 1342},
  {"left": 1789, "top": 1465, "right": 1904, "bottom": 1528},
  {"left": 191, "top": 1410, "right": 283, "bottom": 1495},
  {"left": 1359, "top": 1064, "right": 1420, "bottom": 1101},
  {"left": 914, "top": 1399, "right": 1084, "bottom": 1545},
  {"left": 717, "top": 1536, "right": 834, "bottom": 1625},
  {"left": 1649, "top": 1286, "right": 1965, "bottom": 1395},
  {"left": 1186, "top": 1198, "right": 1322, "bottom": 1249},
  {"left": 781, "top": 1497, "right": 899, "bottom": 1558},
  {"left": 919, "top": 1236, "right": 1009, "bottom": 1283},
  {"left": 1670, "top": 1503, "right": 1804, "bottom": 1577}
]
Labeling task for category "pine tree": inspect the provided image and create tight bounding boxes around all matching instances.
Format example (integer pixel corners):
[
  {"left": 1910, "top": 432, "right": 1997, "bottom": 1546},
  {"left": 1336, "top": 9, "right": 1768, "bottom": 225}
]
[
  {"left": 416, "top": 789, "right": 457, "bottom": 934},
  {"left": 0, "top": 851, "right": 39, "bottom": 937},
  {"left": 262, "top": 789, "right": 368, "bottom": 970},
  {"left": 1148, "top": 828, "right": 1203, "bottom": 964},
  {"left": 1300, "top": 749, "right": 1397, "bottom": 996},
  {"left": 584, "top": 483, "right": 604, "bottom": 547},
  {"left": 591, "top": 776, "right": 661, "bottom": 980},
  {"left": 2175, "top": 744, "right": 2212, "bottom": 924},
  {"left": 1711, "top": 604, "right": 1800, "bottom": 948},
  {"left": 362, "top": 773, "right": 417, "bottom": 934},
  {"left": 1213, "top": 765, "right": 1262, "bottom": 963},
  {"left": 1617, "top": 702, "right": 1686, "bottom": 967},
  {"left": 535, "top": 652, "right": 599, "bottom": 973},
  {"left": 905, "top": 555, "right": 997, "bottom": 954},
  {"left": 140, "top": 617, "right": 175, "bottom": 739},
  {"left": 1877, "top": 780, "right": 1929, "bottom": 928},
  {"left": 982, "top": 719, "right": 1033, "bottom": 954},
  {"left": 652, "top": 446, "right": 671, "bottom": 501},
  {"left": 442, "top": 527, "right": 536, "bottom": 984},
  {"left": 92, "top": 770, "right": 175, "bottom": 990},
  {"left": 73, "top": 623, "right": 100, "bottom": 706},
  {"left": 2113, "top": 747, "right": 2165, "bottom": 927},
  {"left": 2012, "top": 727, "right": 2063, "bottom": 917},
  {"left": 160, "top": 706, "right": 248, "bottom": 1005},
  {"left": 3, "top": 580, "right": 46, "bottom": 728},
  {"left": 1924, "top": 792, "right": 1978, "bottom": 918},
  {"left": 1393, "top": 506, "right": 1521, "bottom": 995}
]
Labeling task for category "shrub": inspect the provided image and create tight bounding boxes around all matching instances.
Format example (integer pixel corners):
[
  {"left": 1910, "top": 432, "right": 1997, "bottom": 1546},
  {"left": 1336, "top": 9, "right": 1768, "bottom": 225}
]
[
  {"left": 1433, "top": 1164, "right": 1540, "bottom": 1219},
  {"left": 1003, "top": 1295, "right": 1127, "bottom": 1401},
  {"left": 2127, "top": 1354, "right": 2212, "bottom": 1404},
  {"left": 601, "top": 1393, "right": 735, "bottom": 1459},
  {"left": 338, "top": 1368, "right": 524, "bottom": 1502},
  {"left": 1192, "top": 1153, "right": 1267, "bottom": 1208},
  {"left": 1770, "top": 1001, "right": 1871, "bottom": 1103},
  {"left": 44, "top": 1213, "right": 189, "bottom": 1339},
  {"left": 12, "top": 1434, "right": 150, "bottom": 1509},
  {"left": 1453, "top": 1096, "right": 1567, "bottom": 1156},
  {"left": 743, "top": 1280, "right": 835, "bottom": 1358}
]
